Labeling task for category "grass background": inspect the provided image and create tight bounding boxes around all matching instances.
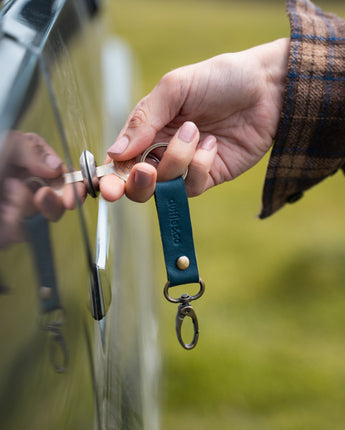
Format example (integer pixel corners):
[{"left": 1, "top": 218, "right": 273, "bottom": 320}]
[{"left": 106, "top": 1, "right": 345, "bottom": 429}]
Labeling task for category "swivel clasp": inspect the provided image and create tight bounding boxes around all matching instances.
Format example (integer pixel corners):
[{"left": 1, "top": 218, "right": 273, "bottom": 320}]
[{"left": 175, "top": 295, "right": 199, "bottom": 350}]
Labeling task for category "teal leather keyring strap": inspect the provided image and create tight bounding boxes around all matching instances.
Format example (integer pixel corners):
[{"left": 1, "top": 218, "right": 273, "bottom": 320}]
[
  {"left": 154, "top": 176, "right": 199, "bottom": 287},
  {"left": 154, "top": 175, "right": 205, "bottom": 349}
]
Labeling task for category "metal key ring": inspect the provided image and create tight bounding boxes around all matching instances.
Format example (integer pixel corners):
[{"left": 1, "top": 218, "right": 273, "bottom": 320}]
[{"left": 140, "top": 142, "right": 188, "bottom": 180}]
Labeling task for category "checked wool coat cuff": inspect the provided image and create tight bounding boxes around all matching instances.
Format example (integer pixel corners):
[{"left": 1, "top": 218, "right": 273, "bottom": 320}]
[{"left": 260, "top": 0, "right": 345, "bottom": 218}]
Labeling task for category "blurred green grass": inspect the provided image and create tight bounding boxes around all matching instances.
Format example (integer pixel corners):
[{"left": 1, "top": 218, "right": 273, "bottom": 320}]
[{"left": 106, "top": 1, "right": 345, "bottom": 429}]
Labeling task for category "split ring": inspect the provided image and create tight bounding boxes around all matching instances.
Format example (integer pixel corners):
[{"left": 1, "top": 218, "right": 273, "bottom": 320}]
[{"left": 140, "top": 142, "right": 188, "bottom": 180}]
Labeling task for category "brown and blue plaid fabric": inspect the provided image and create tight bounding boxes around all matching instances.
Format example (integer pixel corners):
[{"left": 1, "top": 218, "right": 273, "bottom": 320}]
[{"left": 260, "top": 0, "right": 345, "bottom": 218}]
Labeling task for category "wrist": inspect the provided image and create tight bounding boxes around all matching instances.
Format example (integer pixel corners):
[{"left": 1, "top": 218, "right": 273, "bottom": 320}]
[{"left": 259, "top": 38, "right": 290, "bottom": 111}]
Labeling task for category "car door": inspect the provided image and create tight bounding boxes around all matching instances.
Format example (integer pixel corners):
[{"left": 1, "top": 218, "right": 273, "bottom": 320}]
[{"left": 0, "top": 1, "right": 159, "bottom": 429}]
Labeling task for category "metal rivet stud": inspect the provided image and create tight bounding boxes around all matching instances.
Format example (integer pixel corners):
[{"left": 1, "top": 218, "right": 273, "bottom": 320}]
[{"left": 176, "top": 256, "right": 190, "bottom": 271}]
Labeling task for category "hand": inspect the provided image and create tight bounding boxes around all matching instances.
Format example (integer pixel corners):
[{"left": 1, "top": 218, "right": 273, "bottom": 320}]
[
  {"left": 100, "top": 38, "right": 289, "bottom": 202},
  {"left": 0, "top": 131, "right": 86, "bottom": 247}
]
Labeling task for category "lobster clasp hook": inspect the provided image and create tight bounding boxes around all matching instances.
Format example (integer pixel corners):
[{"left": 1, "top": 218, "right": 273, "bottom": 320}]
[{"left": 175, "top": 296, "right": 199, "bottom": 350}]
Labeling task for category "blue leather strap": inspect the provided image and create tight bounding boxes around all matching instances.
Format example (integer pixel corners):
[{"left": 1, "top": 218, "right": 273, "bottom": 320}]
[{"left": 154, "top": 176, "right": 199, "bottom": 287}]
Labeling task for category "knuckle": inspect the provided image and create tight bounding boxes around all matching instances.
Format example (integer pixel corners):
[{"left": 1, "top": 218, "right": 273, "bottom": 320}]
[
  {"left": 185, "top": 182, "right": 203, "bottom": 198},
  {"left": 159, "top": 70, "right": 183, "bottom": 98},
  {"left": 169, "top": 151, "right": 186, "bottom": 165},
  {"left": 160, "top": 70, "right": 177, "bottom": 88},
  {"left": 24, "top": 132, "right": 39, "bottom": 140},
  {"left": 184, "top": 163, "right": 208, "bottom": 197},
  {"left": 128, "top": 106, "right": 148, "bottom": 130},
  {"left": 190, "top": 158, "right": 205, "bottom": 173}
]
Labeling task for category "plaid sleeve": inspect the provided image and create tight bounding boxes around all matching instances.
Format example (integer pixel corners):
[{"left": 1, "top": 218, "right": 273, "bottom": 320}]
[{"left": 260, "top": 0, "right": 345, "bottom": 219}]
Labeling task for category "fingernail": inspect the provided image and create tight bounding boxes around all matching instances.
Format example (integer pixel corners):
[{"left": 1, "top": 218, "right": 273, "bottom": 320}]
[
  {"left": 200, "top": 135, "right": 217, "bottom": 151},
  {"left": 178, "top": 121, "right": 197, "bottom": 143},
  {"left": 134, "top": 169, "right": 152, "bottom": 188},
  {"left": 108, "top": 135, "right": 130, "bottom": 155},
  {"left": 45, "top": 154, "right": 62, "bottom": 170}
]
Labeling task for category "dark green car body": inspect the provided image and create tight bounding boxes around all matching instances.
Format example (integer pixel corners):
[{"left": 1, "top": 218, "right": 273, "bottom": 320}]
[{"left": 0, "top": 1, "right": 159, "bottom": 428}]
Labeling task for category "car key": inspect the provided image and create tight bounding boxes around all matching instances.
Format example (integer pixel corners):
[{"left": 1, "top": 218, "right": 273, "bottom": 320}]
[
  {"left": 63, "top": 150, "right": 138, "bottom": 198},
  {"left": 64, "top": 156, "right": 135, "bottom": 185},
  {"left": 63, "top": 143, "right": 169, "bottom": 198}
]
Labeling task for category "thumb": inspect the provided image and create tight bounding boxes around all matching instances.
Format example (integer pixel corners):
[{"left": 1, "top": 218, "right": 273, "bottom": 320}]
[{"left": 107, "top": 72, "right": 185, "bottom": 160}]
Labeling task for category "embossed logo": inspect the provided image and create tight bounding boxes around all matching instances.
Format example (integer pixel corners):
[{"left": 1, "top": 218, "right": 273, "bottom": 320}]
[{"left": 168, "top": 199, "right": 181, "bottom": 244}]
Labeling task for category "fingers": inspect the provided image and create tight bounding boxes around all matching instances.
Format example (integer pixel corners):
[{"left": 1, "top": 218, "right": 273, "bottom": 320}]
[
  {"left": 153, "top": 122, "right": 218, "bottom": 197},
  {"left": 154, "top": 128, "right": 217, "bottom": 198},
  {"left": 101, "top": 121, "right": 217, "bottom": 203},
  {"left": 107, "top": 71, "right": 186, "bottom": 161},
  {"left": 102, "top": 121, "right": 199, "bottom": 203},
  {"left": 99, "top": 174, "right": 126, "bottom": 203},
  {"left": 100, "top": 162, "right": 156, "bottom": 204},
  {"left": 125, "top": 163, "right": 157, "bottom": 202},
  {"left": 0, "top": 178, "right": 32, "bottom": 246},
  {"left": 35, "top": 187, "right": 64, "bottom": 222},
  {"left": 14, "top": 132, "right": 63, "bottom": 178},
  {"left": 123, "top": 121, "right": 200, "bottom": 203},
  {"left": 185, "top": 135, "right": 217, "bottom": 196},
  {"left": 62, "top": 182, "right": 87, "bottom": 210},
  {"left": 155, "top": 121, "right": 200, "bottom": 182},
  {"left": 125, "top": 123, "right": 217, "bottom": 202}
]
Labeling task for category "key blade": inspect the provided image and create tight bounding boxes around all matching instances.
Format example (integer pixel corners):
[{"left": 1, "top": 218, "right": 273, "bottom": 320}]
[
  {"left": 62, "top": 157, "right": 138, "bottom": 189},
  {"left": 96, "top": 159, "right": 137, "bottom": 182},
  {"left": 95, "top": 163, "right": 119, "bottom": 179},
  {"left": 64, "top": 170, "right": 83, "bottom": 185}
]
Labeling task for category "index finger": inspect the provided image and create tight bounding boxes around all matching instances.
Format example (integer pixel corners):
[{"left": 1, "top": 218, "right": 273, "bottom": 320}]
[{"left": 106, "top": 70, "right": 186, "bottom": 161}]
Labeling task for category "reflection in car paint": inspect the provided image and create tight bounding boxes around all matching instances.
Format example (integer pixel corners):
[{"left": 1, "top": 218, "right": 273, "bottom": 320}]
[
  {"left": 0, "top": 130, "right": 85, "bottom": 248},
  {"left": 0, "top": 129, "right": 75, "bottom": 372},
  {"left": 0, "top": 0, "right": 160, "bottom": 428},
  {"left": 0, "top": 127, "right": 107, "bottom": 373},
  {"left": 25, "top": 213, "right": 69, "bottom": 373}
]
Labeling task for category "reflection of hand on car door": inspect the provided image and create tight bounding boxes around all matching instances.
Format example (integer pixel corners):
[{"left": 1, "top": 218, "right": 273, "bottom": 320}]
[{"left": 0, "top": 131, "right": 86, "bottom": 247}]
